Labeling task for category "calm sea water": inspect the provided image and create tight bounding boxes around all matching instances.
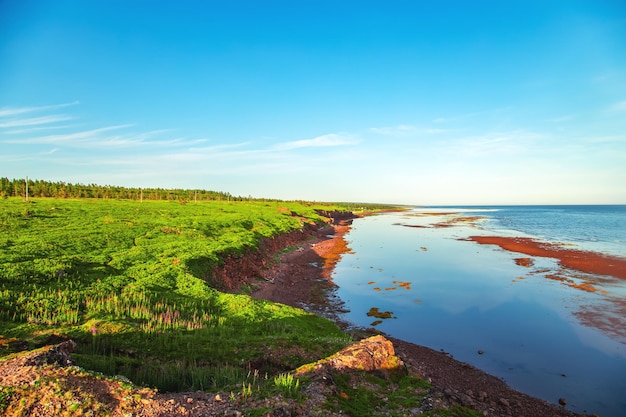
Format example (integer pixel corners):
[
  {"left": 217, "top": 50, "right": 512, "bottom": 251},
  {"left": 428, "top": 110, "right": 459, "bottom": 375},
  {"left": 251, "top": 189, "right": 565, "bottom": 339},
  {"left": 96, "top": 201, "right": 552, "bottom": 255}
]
[{"left": 331, "top": 205, "right": 626, "bottom": 417}]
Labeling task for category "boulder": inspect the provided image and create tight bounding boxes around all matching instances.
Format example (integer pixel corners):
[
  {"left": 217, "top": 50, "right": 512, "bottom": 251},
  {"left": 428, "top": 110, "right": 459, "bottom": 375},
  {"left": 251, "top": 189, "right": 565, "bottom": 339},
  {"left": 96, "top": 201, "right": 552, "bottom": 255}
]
[{"left": 295, "top": 335, "right": 405, "bottom": 378}]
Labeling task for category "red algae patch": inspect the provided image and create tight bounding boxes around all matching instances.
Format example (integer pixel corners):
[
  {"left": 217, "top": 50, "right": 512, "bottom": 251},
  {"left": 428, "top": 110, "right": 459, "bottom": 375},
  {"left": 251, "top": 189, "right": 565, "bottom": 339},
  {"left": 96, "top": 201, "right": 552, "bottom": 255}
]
[
  {"left": 398, "top": 215, "right": 484, "bottom": 229},
  {"left": 433, "top": 216, "right": 485, "bottom": 228},
  {"left": 466, "top": 236, "right": 626, "bottom": 280},
  {"left": 431, "top": 222, "right": 454, "bottom": 228},
  {"left": 514, "top": 257, "right": 534, "bottom": 267},
  {"left": 545, "top": 274, "right": 567, "bottom": 282},
  {"left": 546, "top": 274, "right": 607, "bottom": 294},
  {"left": 393, "top": 281, "right": 411, "bottom": 290},
  {"left": 569, "top": 282, "right": 605, "bottom": 293},
  {"left": 366, "top": 307, "right": 394, "bottom": 319}
]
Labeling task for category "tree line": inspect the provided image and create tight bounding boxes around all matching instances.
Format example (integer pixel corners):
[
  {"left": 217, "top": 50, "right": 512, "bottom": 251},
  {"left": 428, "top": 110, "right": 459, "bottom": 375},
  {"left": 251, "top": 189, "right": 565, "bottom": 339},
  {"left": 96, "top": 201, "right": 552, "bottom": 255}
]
[{"left": 0, "top": 177, "right": 242, "bottom": 202}]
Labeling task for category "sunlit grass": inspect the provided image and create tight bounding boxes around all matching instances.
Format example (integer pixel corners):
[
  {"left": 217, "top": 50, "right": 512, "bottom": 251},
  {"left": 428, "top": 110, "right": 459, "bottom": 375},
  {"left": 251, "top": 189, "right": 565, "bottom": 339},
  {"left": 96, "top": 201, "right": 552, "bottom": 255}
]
[{"left": 0, "top": 197, "right": 361, "bottom": 391}]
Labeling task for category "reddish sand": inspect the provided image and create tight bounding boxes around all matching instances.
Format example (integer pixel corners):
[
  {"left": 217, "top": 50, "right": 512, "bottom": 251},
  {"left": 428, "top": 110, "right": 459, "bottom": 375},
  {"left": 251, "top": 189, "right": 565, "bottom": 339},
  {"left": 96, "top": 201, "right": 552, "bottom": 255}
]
[{"left": 467, "top": 236, "right": 626, "bottom": 280}]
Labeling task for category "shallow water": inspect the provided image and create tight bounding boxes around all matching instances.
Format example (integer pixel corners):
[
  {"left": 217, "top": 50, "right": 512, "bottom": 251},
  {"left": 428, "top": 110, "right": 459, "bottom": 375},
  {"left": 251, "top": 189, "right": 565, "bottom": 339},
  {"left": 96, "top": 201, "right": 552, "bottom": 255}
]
[{"left": 332, "top": 208, "right": 626, "bottom": 417}]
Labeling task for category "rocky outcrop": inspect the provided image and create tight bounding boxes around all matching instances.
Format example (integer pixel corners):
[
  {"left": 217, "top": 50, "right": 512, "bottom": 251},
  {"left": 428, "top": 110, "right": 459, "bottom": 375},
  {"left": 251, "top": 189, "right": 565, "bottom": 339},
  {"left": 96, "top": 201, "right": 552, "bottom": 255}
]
[
  {"left": 314, "top": 210, "right": 359, "bottom": 225},
  {"left": 25, "top": 339, "right": 76, "bottom": 366},
  {"left": 294, "top": 335, "right": 405, "bottom": 378}
]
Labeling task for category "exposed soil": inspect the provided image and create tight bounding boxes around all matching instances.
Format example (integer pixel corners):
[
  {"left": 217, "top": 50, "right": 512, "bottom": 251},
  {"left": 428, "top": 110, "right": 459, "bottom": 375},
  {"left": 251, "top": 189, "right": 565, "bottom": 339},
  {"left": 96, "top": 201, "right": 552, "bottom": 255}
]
[{"left": 250, "top": 222, "right": 353, "bottom": 323}]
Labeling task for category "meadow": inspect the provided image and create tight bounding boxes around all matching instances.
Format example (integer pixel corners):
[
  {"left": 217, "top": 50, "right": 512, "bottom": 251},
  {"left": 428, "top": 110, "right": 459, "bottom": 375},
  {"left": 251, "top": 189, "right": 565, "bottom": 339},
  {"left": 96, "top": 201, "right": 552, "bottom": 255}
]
[{"left": 0, "top": 196, "right": 363, "bottom": 392}]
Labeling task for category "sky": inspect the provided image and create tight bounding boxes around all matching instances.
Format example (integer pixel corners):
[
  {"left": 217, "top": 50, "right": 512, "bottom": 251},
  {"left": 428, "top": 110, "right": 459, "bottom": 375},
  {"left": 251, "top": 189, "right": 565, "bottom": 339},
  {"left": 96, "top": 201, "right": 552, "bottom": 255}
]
[{"left": 1, "top": 0, "right": 625, "bottom": 205}]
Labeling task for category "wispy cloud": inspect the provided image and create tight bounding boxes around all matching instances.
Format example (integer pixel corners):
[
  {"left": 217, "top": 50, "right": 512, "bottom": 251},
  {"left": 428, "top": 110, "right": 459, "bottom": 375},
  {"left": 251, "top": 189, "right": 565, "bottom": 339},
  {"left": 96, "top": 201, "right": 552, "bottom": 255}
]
[
  {"left": 0, "top": 101, "right": 79, "bottom": 117},
  {"left": 4, "top": 125, "right": 134, "bottom": 145},
  {"left": 0, "top": 115, "right": 73, "bottom": 128},
  {"left": 275, "top": 133, "right": 357, "bottom": 150},
  {"left": 2, "top": 125, "right": 208, "bottom": 149},
  {"left": 4, "top": 124, "right": 77, "bottom": 134}
]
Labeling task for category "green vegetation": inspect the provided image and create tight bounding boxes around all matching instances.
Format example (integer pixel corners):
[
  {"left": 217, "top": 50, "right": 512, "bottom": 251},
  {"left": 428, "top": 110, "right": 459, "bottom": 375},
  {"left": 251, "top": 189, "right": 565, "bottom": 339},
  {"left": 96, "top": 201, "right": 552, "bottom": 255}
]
[
  {"left": 1, "top": 177, "right": 402, "bottom": 212},
  {"left": 0, "top": 196, "right": 368, "bottom": 392},
  {"left": 325, "top": 371, "right": 430, "bottom": 417},
  {"left": 0, "top": 192, "right": 499, "bottom": 416},
  {"left": 1, "top": 177, "right": 235, "bottom": 201},
  {"left": 0, "top": 385, "right": 13, "bottom": 412}
]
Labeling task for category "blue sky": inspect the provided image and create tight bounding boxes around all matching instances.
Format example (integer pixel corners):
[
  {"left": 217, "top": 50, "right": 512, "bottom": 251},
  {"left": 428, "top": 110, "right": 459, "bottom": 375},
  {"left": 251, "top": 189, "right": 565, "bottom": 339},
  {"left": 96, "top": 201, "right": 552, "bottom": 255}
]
[{"left": 1, "top": 1, "right": 625, "bottom": 204}]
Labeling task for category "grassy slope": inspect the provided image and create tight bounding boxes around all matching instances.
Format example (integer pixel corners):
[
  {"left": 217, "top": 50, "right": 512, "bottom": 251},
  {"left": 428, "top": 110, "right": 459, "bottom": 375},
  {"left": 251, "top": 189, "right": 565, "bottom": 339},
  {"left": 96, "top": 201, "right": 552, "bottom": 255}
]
[{"left": 0, "top": 197, "right": 357, "bottom": 392}]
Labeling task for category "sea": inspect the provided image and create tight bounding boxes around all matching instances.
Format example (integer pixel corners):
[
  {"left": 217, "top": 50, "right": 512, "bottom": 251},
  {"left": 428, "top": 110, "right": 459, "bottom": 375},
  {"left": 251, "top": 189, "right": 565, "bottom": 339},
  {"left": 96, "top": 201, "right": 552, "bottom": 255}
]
[{"left": 330, "top": 205, "right": 626, "bottom": 417}]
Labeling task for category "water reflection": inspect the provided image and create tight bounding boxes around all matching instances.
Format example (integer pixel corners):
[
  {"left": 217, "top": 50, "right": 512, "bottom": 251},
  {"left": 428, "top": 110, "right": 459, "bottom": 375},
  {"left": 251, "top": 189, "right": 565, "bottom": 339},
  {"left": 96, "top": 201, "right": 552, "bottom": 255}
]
[{"left": 332, "top": 210, "right": 626, "bottom": 417}]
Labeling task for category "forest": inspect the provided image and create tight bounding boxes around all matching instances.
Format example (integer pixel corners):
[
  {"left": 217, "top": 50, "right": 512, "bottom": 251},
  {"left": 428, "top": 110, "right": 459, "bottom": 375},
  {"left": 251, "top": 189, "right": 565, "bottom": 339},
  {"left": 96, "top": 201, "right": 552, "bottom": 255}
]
[{"left": 0, "top": 177, "right": 237, "bottom": 201}]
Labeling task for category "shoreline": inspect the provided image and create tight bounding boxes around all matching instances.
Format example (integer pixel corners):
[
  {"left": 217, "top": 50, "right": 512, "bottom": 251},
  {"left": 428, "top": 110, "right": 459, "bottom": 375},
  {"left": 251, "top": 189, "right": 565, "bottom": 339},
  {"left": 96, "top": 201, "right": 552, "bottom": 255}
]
[{"left": 251, "top": 220, "right": 586, "bottom": 417}]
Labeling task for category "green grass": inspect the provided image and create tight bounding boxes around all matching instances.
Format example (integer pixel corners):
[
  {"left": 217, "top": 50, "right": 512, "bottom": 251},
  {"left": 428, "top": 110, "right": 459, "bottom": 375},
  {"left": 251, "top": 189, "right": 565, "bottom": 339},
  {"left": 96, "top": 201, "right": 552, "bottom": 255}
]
[
  {"left": 0, "top": 385, "right": 13, "bottom": 412},
  {"left": 325, "top": 371, "right": 431, "bottom": 417},
  {"left": 0, "top": 197, "right": 361, "bottom": 391}
]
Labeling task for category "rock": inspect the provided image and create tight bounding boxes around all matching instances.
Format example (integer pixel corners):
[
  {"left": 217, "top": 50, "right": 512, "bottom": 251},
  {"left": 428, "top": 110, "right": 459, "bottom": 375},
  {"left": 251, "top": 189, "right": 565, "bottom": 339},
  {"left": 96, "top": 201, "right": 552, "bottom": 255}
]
[
  {"left": 294, "top": 335, "right": 405, "bottom": 378},
  {"left": 459, "top": 393, "right": 475, "bottom": 406},
  {"left": 559, "top": 397, "right": 567, "bottom": 406},
  {"left": 498, "top": 398, "right": 510, "bottom": 407},
  {"left": 314, "top": 209, "right": 358, "bottom": 225},
  {"left": 26, "top": 340, "right": 77, "bottom": 366}
]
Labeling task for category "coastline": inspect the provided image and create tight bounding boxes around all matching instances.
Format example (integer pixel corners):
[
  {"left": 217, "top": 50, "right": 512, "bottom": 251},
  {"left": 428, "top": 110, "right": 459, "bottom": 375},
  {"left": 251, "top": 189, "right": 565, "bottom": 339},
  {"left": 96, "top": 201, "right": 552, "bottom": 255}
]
[{"left": 251, "top": 219, "right": 586, "bottom": 417}]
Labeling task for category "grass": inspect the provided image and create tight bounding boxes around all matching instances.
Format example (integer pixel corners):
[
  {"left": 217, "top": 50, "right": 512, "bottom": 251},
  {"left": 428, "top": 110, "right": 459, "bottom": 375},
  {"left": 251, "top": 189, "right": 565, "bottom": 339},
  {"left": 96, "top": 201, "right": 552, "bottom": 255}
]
[
  {"left": 0, "top": 197, "right": 364, "bottom": 391},
  {"left": 273, "top": 372, "right": 301, "bottom": 398},
  {"left": 325, "top": 371, "right": 430, "bottom": 417},
  {"left": 0, "top": 195, "right": 494, "bottom": 416},
  {"left": 0, "top": 386, "right": 13, "bottom": 412}
]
